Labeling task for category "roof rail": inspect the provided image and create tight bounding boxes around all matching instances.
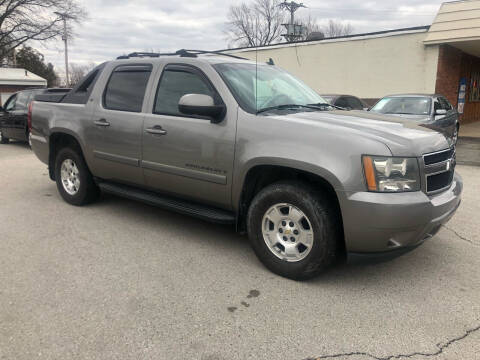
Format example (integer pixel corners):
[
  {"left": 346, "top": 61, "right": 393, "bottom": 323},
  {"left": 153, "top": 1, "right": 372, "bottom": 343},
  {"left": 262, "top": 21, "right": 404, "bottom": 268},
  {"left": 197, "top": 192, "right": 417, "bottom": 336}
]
[{"left": 116, "top": 49, "right": 247, "bottom": 60}]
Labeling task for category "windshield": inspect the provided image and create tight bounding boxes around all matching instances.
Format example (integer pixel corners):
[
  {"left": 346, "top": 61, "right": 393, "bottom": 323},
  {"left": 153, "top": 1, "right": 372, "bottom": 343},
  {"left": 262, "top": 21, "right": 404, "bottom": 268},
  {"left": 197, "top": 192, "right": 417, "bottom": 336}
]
[
  {"left": 214, "top": 63, "right": 327, "bottom": 114},
  {"left": 371, "top": 97, "right": 432, "bottom": 116}
]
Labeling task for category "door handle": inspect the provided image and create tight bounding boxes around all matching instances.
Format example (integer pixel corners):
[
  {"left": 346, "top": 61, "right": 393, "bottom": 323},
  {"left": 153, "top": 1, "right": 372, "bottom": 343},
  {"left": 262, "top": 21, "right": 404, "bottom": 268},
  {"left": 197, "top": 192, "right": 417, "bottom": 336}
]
[
  {"left": 94, "top": 119, "right": 110, "bottom": 127},
  {"left": 145, "top": 126, "right": 167, "bottom": 135}
]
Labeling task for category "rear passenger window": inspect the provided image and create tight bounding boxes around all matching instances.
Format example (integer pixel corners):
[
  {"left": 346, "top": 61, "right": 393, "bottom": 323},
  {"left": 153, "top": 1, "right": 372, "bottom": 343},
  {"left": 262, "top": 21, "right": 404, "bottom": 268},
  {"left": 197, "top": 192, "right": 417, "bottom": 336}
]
[
  {"left": 154, "top": 67, "right": 215, "bottom": 116},
  {"left": 104, "top": 65, "right": 152, "bottom": 112}
]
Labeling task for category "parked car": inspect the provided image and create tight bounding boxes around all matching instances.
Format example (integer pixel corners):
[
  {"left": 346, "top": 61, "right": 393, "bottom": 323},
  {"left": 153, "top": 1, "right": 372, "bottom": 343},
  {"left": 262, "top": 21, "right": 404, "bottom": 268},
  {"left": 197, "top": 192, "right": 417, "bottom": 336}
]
[
  {"left": 370, "top": 94, "right": 460, "bottom": 143},
  {"left": 0, "top": 88, "right": 71, "bottom": 146},
  {"left": 26, "top": 51, "right": 462, "bottom": 280},
  {"left": 321, "top": 94, "right": 369, "bottom": 110}
]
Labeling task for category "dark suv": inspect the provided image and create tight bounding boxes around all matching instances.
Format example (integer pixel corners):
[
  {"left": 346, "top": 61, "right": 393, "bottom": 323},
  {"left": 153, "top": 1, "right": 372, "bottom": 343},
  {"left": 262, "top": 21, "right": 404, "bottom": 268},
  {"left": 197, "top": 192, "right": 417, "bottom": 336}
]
[{"left": 0, "top": 88, "right": 70, "bottom": 146}]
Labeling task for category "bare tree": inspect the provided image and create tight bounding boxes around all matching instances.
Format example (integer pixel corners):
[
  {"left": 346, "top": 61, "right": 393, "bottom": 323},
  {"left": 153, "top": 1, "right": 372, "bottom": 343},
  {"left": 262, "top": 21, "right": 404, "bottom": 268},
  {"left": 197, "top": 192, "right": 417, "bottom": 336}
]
[
  {"left": 298, "top": 15, "right": 324, "bottom": 41},
  {"left": 0, "top": 0, "right": 86, "bottom": 60},
  {"left": 225, "top": 0, "right": 285, "bottom": 47},
  {"left": 68, "top": 63, "right": 95, "bottom": 87},
  {"left": 323, "top": 19, "right": 353, "bottom": 38}
]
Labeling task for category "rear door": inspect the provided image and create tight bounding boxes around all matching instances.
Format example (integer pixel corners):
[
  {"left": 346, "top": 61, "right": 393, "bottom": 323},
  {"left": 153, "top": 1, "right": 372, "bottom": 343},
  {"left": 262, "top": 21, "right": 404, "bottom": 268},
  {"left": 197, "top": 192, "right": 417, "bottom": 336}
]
[
  {"left": 10, "top": 90, "right": 30, "bottom": 140},
  {"left": 89, "top": 63, "right": 154, "bottom": 186},
  {"left": 141, "top": 63, "right": 236, "bottom": 209}
]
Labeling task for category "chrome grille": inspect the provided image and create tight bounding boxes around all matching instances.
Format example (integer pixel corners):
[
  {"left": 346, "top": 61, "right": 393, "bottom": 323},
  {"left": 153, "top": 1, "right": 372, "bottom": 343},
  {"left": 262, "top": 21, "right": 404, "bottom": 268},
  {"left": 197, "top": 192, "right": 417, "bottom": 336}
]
[{"left": 423, "top": 148, "right": 456, "bottom": 194}]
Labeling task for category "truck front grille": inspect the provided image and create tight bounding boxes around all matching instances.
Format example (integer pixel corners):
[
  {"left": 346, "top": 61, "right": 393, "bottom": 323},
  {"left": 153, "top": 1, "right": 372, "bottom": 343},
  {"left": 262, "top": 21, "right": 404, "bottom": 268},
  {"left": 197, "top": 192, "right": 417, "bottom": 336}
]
[{"left": 423, "top": 148, "right": 456, "bottom": 194}]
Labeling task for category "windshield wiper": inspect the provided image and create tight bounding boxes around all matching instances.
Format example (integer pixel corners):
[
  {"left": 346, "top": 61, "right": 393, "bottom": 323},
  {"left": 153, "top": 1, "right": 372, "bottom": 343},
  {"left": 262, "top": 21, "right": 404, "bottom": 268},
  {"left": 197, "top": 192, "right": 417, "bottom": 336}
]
[
  {"left": 308, "top": 102, "right": 342, "bottom": 110},
  {"left": 257, "top": 104, "right": 331, "bottom": 114}
]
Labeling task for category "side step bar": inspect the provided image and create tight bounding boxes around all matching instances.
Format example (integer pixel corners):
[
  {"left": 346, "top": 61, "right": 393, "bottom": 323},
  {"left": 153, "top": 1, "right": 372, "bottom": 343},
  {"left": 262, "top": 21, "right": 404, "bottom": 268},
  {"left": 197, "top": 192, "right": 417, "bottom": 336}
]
[{"left": 98, "top": 182, "right": 236, "bottom": 224}]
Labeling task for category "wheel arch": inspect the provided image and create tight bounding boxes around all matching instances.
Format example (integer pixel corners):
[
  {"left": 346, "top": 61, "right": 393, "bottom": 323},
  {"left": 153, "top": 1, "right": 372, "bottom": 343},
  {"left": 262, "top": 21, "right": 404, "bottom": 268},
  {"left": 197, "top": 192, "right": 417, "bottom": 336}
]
[
  {"left": 236, "top": 163, "right": 345, "bottom": 252},
  {"left": 48, "top": 131, "right": 87, "bottom": 181}
]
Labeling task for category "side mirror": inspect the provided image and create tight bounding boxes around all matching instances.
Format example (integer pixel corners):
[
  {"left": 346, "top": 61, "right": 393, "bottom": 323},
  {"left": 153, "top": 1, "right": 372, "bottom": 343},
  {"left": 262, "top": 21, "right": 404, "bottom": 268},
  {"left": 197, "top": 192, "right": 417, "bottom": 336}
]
[
  {"left": 435, "top": 109, "right": 447, "bottom": 116},
  {"left": 0, "top": 106, "right": 4, "bottom": 113},
  {"left": 178, "top": 94, "right": 226, "bottom": 123}
]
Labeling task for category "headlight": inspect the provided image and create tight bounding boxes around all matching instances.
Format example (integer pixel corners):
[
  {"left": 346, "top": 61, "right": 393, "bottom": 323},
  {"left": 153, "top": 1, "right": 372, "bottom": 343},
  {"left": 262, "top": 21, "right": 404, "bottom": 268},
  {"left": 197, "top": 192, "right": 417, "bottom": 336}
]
[{"left": 362, "top": 156, "right": 420, "bottom": 192}]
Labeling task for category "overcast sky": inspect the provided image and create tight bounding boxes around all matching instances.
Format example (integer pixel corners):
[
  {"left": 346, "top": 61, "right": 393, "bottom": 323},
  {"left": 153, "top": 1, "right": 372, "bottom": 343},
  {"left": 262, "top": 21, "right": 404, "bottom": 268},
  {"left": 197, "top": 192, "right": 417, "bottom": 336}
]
[{"left": 37, "top": 0, "right": 447, "bottom": 77}]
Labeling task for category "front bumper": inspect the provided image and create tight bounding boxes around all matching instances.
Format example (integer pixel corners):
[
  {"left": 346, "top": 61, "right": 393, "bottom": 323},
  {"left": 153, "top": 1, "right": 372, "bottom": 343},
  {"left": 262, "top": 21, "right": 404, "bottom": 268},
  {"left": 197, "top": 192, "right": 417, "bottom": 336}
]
[{"left": 340, "top": 172, "right": 463, "bottom": 263}]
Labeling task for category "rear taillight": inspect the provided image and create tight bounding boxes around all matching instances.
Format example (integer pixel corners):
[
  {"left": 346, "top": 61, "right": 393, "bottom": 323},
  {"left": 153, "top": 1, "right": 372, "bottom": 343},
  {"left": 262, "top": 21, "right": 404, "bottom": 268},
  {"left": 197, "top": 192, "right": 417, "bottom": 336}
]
[{"left": 27, "top": 101, "right": 33, "bottom": 130}]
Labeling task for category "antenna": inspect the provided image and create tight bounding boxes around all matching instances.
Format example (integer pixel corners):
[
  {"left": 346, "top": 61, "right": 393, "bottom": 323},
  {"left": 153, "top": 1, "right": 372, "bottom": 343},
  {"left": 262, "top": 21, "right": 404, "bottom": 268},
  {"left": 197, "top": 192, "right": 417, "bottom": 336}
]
[{"left": 255, "top": 16, "right": 258, "bottom": 114}]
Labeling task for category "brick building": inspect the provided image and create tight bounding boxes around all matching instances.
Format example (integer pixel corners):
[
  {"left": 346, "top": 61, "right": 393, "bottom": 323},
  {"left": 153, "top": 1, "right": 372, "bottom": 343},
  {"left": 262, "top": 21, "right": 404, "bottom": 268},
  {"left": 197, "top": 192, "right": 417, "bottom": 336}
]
[
  {"left": 230, "top": 0, "right": 480, "bottom": 127},
  {"left": 0, "top": 68, "right": 47, "bottom": 106}
]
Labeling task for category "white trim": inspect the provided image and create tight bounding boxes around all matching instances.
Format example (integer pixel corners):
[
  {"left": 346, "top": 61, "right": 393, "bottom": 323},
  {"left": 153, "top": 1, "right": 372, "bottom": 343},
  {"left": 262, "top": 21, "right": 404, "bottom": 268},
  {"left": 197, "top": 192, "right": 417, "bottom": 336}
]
[{"left": 228, "top": 28, "right": 430, "bottom": 54}]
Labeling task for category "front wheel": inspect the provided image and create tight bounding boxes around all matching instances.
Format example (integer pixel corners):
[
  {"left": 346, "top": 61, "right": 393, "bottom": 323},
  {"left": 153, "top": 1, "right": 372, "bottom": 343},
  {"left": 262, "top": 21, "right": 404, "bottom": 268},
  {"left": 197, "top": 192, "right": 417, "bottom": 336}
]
[
  {"left": 55, "top": 147, "right": 99, "bottom": 206},
  {"left": 0, "top": 130, "right": 9, "bottom": 144},
  {"left": 247, "top": 181, "right": 340, "bottom": 280}
]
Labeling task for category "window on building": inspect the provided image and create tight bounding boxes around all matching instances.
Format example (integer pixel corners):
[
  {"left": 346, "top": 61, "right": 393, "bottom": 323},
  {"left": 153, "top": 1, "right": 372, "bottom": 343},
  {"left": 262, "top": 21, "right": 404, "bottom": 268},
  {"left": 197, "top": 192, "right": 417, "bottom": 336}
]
[
  {"left": 469, "top": 72, "right": 480, "bottom": 102},
  {"left": 104, "top": 65, "right": 152, "bottom": 112},
  {"left": 154, "top": 68, "right": 215, "bottom": 116}
]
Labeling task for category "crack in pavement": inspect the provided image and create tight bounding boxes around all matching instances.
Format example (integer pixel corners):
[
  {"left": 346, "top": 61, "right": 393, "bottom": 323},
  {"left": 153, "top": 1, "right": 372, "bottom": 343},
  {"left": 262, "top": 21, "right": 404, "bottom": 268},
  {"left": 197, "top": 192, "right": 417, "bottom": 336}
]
[
  {"left": 442, "top": 225, "right": 479, "bottom": 247},
  {"left": 305, "top": 324, "right": 480, "bottom": 360}
]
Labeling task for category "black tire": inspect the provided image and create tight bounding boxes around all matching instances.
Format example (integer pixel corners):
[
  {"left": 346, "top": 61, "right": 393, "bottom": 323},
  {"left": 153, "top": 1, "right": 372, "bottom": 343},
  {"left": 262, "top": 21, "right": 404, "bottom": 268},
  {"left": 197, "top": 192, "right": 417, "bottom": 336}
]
[
  {"left": 0, "top": 130, "right": 9, "bottom": 144},
  {"left": 55, "top": 146, "right": 99, "bottom": 206},
  {"left": 27, "top": 129, "right": 32, "bottom": 148},
  {"left": 247, "top": 181, "right": 340, "bottom": 280}
]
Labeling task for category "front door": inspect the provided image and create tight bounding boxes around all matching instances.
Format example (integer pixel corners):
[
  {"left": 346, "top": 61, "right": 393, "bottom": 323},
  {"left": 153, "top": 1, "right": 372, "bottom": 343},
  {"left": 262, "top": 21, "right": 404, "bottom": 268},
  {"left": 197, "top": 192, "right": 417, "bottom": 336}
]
[
  {"left": 89, "top": 64, "right": 153, "bottom": 186},
  {"left": 141, "top": 64, "right": 236, "bottom": 209}
]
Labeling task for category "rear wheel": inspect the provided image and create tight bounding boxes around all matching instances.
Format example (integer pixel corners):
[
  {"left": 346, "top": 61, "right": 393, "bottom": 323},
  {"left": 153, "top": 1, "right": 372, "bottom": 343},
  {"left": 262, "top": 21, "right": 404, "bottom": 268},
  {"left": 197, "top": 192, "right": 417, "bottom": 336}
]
[
  {"left": 55, "top": 147, "right": 99, "bottom": 206},
  {"left": 27, "top": 129, "right": 32, "bottom": 148},
  {"left": 247, "top": 181, "right": 340, "bottom": 280},
  {"left": 0, "top": 130, "right": 9, "bottom": 144}
]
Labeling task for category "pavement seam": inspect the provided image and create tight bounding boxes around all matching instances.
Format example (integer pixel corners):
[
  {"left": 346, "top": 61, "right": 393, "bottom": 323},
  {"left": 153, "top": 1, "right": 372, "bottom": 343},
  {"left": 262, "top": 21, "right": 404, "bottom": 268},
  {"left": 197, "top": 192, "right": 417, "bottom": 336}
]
[
  {"left": 442, "top": 225, "right": 479, "bottom": 247},
  {"left": 305, "top": 324, "right": 480, "bottom": 360}
]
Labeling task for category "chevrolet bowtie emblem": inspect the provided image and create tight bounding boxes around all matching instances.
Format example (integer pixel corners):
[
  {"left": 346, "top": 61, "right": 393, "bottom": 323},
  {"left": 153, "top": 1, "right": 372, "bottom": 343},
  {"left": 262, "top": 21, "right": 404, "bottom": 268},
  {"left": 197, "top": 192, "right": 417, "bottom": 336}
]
[{"left": 285, "top": 229, "right": 291, "bottom": 235}]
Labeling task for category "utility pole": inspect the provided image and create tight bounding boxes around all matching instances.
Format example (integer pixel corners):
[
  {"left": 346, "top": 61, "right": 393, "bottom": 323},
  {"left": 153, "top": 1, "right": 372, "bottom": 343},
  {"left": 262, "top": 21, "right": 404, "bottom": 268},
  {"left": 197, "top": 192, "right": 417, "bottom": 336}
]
[
  {"left": 54, "top": 12, "right": 71, "bottom": 87},
  {"left": 278, "top": 1, "right": 306, "bottom": 42}
]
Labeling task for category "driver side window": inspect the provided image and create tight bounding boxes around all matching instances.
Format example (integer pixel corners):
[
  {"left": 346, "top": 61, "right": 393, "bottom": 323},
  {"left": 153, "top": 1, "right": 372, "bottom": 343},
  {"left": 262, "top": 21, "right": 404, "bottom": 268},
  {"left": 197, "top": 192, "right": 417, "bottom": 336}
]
[{"left": 154, "top": 67, "right": 215, "bottom": 117}]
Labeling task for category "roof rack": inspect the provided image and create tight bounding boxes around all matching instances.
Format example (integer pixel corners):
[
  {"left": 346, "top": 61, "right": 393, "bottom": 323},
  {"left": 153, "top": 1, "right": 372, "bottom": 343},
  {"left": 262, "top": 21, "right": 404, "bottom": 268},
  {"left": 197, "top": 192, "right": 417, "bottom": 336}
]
[{"left": 117, "top": 49, "right": 247, "bottom": 60}]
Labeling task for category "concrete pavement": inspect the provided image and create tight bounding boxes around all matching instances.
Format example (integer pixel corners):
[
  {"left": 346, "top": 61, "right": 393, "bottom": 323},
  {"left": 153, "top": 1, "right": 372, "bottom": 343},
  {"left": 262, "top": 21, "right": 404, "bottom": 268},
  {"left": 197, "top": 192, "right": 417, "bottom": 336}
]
[{"left": 0, "top": 142, "right": 479, "bottom": 360}]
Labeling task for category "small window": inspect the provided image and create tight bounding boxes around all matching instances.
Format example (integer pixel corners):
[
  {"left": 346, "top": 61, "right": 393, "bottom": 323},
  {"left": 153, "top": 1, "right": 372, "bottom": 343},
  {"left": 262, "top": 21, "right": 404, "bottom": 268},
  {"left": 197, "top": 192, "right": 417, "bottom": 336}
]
[
  {"left": 104, "top": 65, "right": 152, "bottom": 112},
  {"left": 154, "top": 67, "right": 215, "bottom": 116},
  {"left": 15, "top": 91, "right": 30, "bottom": 111},
  {"left": 439, "top": 97, "right": 452, "bottom": 111},
  {"left": 4, "top": 95, "right": 16, "bottom": 111}
]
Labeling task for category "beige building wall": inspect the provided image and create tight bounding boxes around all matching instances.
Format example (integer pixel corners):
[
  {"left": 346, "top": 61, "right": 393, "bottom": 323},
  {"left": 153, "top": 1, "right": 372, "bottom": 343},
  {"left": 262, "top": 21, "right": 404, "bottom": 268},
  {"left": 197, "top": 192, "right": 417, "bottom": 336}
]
[{"left": 231, "top": 30, "right": 440, "bottom": 100}]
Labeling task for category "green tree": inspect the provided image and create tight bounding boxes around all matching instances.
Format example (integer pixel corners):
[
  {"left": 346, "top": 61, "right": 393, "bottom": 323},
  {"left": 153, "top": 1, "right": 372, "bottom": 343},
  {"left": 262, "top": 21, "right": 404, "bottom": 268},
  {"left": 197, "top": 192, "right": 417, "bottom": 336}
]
[{"left": 15, "top": 46, "right": 59, "bottom": 87}]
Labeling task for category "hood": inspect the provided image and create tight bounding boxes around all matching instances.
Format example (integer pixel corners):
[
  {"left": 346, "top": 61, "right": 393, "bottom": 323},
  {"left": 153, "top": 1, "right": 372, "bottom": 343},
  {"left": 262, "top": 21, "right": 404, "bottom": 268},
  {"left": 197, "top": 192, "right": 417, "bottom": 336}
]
[{"left": 272, "top": 109, "right": 451, "bottom": 157}]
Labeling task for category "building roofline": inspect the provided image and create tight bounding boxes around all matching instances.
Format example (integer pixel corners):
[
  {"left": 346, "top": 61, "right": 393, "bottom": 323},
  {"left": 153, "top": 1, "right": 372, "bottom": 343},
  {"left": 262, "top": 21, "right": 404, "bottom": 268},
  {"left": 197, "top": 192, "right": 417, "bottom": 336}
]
[{"left": 222, "top": 25, "right": 431, "bottom": 53}]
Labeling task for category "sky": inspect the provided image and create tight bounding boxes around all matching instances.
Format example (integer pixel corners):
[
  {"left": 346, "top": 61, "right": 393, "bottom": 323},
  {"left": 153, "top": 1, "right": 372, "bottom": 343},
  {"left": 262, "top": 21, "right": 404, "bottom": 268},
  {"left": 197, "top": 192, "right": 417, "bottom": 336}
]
[{"left": 35, "top": 0, "right": 448, "bottom": 78}]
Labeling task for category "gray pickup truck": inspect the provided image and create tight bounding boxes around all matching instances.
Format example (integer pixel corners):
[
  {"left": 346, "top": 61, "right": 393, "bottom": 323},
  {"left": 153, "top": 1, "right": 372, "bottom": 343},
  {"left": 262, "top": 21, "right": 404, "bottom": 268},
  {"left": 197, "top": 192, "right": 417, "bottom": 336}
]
[{"left": 27, "top": 50, "right": 462, "bottom": 280}]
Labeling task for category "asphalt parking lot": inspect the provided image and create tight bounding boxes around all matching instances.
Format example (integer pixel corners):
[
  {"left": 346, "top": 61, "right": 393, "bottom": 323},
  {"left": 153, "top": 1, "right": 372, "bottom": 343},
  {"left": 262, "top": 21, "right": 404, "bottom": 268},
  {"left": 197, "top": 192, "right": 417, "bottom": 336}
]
[{"left": 1, "top": 142, "right": 479, "bottom": 360}]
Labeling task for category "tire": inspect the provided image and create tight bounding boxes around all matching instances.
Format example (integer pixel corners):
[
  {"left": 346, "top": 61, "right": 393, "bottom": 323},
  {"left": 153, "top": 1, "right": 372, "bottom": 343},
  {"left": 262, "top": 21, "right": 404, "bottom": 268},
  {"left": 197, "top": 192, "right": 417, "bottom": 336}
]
[
  {"left": 453, "top": 123, "right": 460, "bottom": 144},
  {"left": 54, "top": 147, "right": 99, "bottom": 206},
  {"left": 247, "top": 181, "right": 340, "bottom": 280},
  {"left": 0, "top": 130, "right": 9, "bottom": 144},
  {"left": 27, "top": 129, "right": 32, "bottom": 148}
]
